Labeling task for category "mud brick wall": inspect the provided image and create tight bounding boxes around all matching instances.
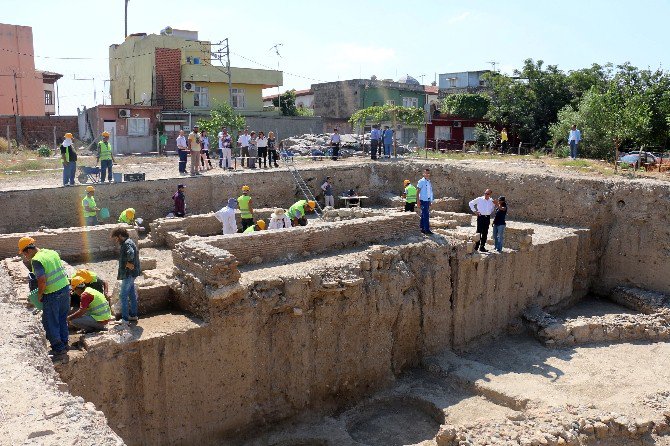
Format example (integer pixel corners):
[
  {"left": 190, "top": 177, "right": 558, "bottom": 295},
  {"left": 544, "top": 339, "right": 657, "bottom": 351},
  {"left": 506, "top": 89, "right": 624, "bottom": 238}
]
[
  {"left": 202, "top": 212, "right": 419, "bottom": 266},
  {"left": 0, "top": 224, "right": 138, "bottom": 261},
  {"left": 172, "top": 239, "right": 240, "bottom": 287},
  {"left": 0, "top": 115, "right": 78, "bottom": 145}
]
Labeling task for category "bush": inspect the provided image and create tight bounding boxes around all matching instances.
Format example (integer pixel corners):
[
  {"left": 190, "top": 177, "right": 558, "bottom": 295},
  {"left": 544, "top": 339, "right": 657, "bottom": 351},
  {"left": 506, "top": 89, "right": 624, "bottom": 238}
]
[
  {"left": 37, "top": 145, "right": 52, "bottom": 157},
  {"left": 554, "top": 146, "right": 570, "bottom": 158},
  {"left": 531, "top": 150, "right": 544, "bottom": 159}
]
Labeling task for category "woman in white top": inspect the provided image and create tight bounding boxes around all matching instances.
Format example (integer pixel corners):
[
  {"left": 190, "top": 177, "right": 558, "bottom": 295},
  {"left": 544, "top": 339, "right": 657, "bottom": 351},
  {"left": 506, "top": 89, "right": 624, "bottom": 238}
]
[
  {"left": 200, "top": 130, "right": 213, "bottom": 171},
  {"left": 256, "top": 131, "right": 269, "bottom": 168},
  {"left": 268, "top": 208, "right": 292, "bottom": 230}
]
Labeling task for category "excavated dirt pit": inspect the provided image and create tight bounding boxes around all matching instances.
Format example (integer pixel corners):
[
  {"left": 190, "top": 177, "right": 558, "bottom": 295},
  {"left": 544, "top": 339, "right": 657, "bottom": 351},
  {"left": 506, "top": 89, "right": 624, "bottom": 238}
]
[{"left": 1, "top": 161, "right": 669, "bottom": 446}]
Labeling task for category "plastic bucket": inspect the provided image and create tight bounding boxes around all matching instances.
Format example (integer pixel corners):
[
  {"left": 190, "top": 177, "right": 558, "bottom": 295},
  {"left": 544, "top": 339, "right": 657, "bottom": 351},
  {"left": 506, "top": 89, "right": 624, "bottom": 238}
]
[
  {"left": 113, "top": 173, "right": 122, "bottom": 183},
  {"left": 99, "top": 207, "right": 110, "bottom": 219},
  {"left": 28, "top": 289, "right": 42, "bottom": 310}
]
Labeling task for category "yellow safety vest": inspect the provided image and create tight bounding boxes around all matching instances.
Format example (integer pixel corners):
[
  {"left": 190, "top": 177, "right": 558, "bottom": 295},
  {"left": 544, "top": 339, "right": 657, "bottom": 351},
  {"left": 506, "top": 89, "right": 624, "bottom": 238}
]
[
  {"left": 32, "top": 249, "right": 69, "bottom": 295},
  {"left": 288, "top": 200, "right": 307, "bottom": 219},
  {"left": 83, "top": 287, "right": 112, "bottom": 321},
  {"left": 82, "top": 195, "right": 97, "bottom": 217},
  {"left": 98, "top": 141, "right": 113, "bottom": 161},
  {"left": 405, "top": 184, "right": 417, "bottom": 203},
  {"left": 118, "top": 209, "right": 134, "bottom": 224},
  {"left": 238, "top": 195, "right": 252, "bottom": 219}
]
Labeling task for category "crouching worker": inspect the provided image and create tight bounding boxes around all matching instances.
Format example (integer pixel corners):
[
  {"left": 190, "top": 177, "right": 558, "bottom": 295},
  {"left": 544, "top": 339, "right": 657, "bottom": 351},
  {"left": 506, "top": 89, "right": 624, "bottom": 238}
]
[
  {"left": 243, "top": 219, "right": 266, "bottom": 233},
  {"left": 67, "top": 276, "right": 112, "bottom": 333},
  {"left": 287, "top": 200, "right": 316, "bottom": 226},
  {"left": 70, "top": 268, "right": 109, "bottom": 310}
]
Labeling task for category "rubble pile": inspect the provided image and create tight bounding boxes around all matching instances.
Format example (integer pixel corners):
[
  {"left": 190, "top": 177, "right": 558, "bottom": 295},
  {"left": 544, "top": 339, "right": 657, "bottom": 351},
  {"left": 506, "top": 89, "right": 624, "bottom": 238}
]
[{"left": 282, "top": 133, "right": 363, "bottom": 156}]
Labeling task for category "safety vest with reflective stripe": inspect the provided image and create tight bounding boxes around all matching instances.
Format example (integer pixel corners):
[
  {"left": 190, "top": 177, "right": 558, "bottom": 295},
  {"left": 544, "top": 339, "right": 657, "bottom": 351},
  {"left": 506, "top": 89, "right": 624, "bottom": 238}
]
[
  {"left": 82, "top": 195, "right": 97, "bottom": 217},
  {"left": 83, "top": 287, "right": 112, "bottom": 321},
  {"left": 243, "top": 225, "right": 256, "bottom": 233},
  {"left": 118, "top": 209, "right": 134, "bottom": 224},
  {"left": 405, "top": 184, "right": 417, "bottom": 203},
  {"left": 32, "top": 249, "right": 69, "bottom": 295},
  {"left": 287, "top": 200, "right": 307, "bottom": 220},
  {"left": 238, "top": 195, "right": 252, "bottom": 219},
  {"left": 98, "top": 141, "right": 113, "bottom": 161}
]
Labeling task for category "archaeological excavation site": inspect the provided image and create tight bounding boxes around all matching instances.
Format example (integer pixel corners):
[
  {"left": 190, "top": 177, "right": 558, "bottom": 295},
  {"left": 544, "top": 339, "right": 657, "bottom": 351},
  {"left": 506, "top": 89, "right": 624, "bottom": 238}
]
[{"left": 1, "top": 160, "right": 669, "bottom": 446}]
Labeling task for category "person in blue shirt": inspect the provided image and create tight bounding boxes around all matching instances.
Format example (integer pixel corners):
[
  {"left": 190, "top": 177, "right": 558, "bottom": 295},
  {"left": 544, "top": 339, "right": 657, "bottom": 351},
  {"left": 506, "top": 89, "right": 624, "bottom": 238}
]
[
  {"left": 416, "top": 168, "right": 434, "bottom": 234},
  {"left": 370, "top": 125, "right": 381, "bottom": 160},
  {"left": 382, "top": 126, "right": 394, "bottom": 158}
]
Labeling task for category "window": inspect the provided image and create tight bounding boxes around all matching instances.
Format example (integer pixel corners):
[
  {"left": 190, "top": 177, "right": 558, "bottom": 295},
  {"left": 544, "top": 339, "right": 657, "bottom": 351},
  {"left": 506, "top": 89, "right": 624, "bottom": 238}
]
[
  {"left": 402, "top": 97, "right": 418, "bottom": 108},
  {"left": 448, "top": 78, "right": 457, "bottom": 88},
  {"left": 463, "top": 127, "right": 476, "bottom": 141},
  {"left": 194, "top": 86, "right": 209, "bottom": 108},
  {"left": 44, "top": 90, "right": 53, "bottom": 105},
  {"left": 231, "top": 88, "right": 246, "bottom": 109},
  {"left": 435, "top": 126, "right": 451, "bottom": 140},
  {"left": 128, "top": 118, "right": 150, "bottom": 136},
  {"left": 385, "top": 100, "right": 395, "bottom": 106}
]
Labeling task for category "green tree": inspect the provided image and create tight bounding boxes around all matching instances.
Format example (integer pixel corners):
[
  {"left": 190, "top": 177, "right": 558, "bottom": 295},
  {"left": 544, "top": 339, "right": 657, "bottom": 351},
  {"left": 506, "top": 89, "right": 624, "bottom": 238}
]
[
  {"left": 440, "top": 93, "right": 490, "bottom": 119},
  {"left": 348, "top": 104, "right": 425, "bottom": 128},
  {"left": 272, "top": 90, "right": 298, "bottom": 116},
  {"left": 196, "top": 102, "right": 246, "bottom": 138},
  {"left": 550, "top": 87, "right": 652, "bottom": 161}
]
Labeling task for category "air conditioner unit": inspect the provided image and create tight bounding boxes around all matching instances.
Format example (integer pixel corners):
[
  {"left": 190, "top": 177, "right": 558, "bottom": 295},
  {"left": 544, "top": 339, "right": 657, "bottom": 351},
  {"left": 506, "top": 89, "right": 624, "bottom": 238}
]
[
  {"left": 118, "top": 109, "right": 131, "bottom": 118},
  {"left": 183, "top": 81, "right": 195, "bottom": 92},
  {"left": 453, "top": 121, "right": 462, "bottom": 128}
]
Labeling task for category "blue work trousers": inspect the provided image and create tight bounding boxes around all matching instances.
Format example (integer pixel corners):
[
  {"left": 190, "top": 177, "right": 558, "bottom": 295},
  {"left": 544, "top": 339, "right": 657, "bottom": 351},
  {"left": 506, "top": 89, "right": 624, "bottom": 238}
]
[
  {"left": 493, "top": 224, "right": 505, "bottom": 252},
  {"left": 41, "top": 286, "right": 70, "bottom": 353},
  {"left": 62, "top": 162, "right": 76, "bottom": 186},
  {"left": 178, "top": 150, "right": 188, "bottom": 173},
  {"left": 420, "top": 200, "right": 431, "bottom": 232},
  {"left": 119, "top": 276, "right": 138, "bottom": 321},
  {"left": 100, "top": 159, "right": 113, "bottom": 182}
]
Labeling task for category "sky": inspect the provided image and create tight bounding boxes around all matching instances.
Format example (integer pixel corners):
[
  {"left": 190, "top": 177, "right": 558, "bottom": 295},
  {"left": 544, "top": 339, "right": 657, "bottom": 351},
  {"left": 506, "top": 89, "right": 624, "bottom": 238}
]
[{"left": 4, "top": 0, "right": 669, "bottom": 115}]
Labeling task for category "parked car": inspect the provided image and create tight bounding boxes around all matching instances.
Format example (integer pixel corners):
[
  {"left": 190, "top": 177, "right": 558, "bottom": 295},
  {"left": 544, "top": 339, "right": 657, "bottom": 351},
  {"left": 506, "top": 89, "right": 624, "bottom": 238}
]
[{"left": 619, "top": 151, "right": 658, "bottom": 168}]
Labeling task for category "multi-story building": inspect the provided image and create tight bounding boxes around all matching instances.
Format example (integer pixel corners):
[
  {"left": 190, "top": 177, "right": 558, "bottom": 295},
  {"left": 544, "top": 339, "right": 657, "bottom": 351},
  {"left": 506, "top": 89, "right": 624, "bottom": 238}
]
[
  {"left": 0, "top": 23, "right": 62, "bottom": 117},
  {"left": 109, "top": 27, "right": 282, "bottom": 122},
  {"left": 438, "top": 70, "right": 490, "bottom": 96},
  {"left": 311, "top": 76, "right": 427, "bottom": 143}
]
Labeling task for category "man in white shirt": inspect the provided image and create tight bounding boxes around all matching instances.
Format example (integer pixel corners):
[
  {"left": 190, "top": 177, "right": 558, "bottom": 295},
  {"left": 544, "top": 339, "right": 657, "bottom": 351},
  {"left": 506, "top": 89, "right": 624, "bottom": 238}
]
[
  {"left": 214, "top": 198, "right": 239, "bottom": 235},
  {"left": 238, "top": 128, "right": 251, "bottom": 167},
  {"left": 330, "top": 128, "right": 341, "bottom": 161},
  {"left": 416, "top": 168, "right": 434, "bottom": 235},
  {"left": 176, "top": 130, "right": 188, "bottom": 175},
  {"left": 218, "top": 127, "right": 233, "bottom": 169},
  {"left": 469, "top": 189, "right": 495, "bottom": 252},
  {"left": 568, "top": 124, "right": 582, "bottom": 159}
]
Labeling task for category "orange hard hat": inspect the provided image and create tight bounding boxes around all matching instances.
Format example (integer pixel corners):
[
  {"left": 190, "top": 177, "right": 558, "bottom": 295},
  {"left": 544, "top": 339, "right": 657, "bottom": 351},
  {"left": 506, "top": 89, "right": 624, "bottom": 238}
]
[{"left": 18, "top": 236, "right": 36, "bottom": 253}]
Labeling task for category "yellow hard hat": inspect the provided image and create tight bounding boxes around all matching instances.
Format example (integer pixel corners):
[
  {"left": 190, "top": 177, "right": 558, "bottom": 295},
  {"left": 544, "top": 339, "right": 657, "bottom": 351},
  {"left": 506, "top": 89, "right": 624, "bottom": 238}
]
[
  {"left": 256, "top": 220, "right": 266, "bottom": 230},
  {"left": 64, "top": 132, "right": 73, "bottom": 139},
  {"left": 403, "top": 179, "right": 411, "bottom": 186},
  {"left": 126, "top": 208, "right": 135, "bottom": 218},
  {"left": 18, "top": 236, "right": 36, "bottom": 253},
  {"left": 241, "top": 185, "right": 250, "bottom": 192},
  {"left": 70, "top": 276, "right": 87, "bottom": 289},
  {"left": 102, "top": 131, "right": 110, "bottom": 137},
  {"left": 74, "top": 269, "right": 93, "bottom": 283},
  {"left": 86, "top": 186, "right": 95, "bottom": 192},
  {"left": 307, "top": 200, "right": 316, "bottom": 209}
]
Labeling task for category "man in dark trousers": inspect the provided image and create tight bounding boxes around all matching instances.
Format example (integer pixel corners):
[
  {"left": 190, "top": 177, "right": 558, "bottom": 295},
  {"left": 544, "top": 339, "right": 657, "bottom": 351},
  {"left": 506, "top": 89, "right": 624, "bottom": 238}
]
[{"left": 469, "top": 189, "right": 495, "bottom": 252}]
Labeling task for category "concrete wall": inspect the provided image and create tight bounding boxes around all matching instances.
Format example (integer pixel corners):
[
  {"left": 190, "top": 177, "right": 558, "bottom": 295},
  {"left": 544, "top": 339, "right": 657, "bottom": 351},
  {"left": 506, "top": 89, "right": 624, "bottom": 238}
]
[{"left": 243, "top": 115, "right": 325, "bottom": 139}]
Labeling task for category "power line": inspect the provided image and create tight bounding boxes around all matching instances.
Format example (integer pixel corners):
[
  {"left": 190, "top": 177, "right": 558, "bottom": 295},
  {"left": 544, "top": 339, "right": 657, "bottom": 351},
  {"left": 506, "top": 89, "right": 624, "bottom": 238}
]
[{"left": 230, "top": 51, "right": 325, "bottom": 83}]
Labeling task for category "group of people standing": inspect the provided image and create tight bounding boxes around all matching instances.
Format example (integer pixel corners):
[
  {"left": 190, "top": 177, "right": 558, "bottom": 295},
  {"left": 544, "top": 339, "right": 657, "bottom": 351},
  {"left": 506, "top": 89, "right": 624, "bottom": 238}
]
[
  {"left": 369, "top": 125, "right": 395, "bottom": 160},
  {"left": 402, "top": 168, "right": 508, "bottom": 252},
  {"left": 176, "top": 126, "right": 282, "bottom": 175}
]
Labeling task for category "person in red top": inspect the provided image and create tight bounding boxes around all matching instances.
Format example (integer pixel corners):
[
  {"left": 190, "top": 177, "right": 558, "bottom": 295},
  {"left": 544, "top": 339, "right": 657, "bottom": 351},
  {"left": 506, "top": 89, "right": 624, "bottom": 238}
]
[{"left": 172, "top": 184, "right": 186, "bottom": 217}]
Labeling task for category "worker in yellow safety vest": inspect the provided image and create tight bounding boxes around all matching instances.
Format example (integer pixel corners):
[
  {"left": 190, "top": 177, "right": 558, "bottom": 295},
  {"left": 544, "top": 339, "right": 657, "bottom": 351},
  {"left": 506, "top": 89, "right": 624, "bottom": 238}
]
[
  {"left": 287, "top": 200, "right": 315, "bottom": 227},
  {"left": 82, "top": 185, "right": 100, "bottom": 226},
  {"left": 243, "top": 219, "right": 266, "bottom": 233},
  {"left": 60, "top": 132, "right": 77, "bottom": 187},
  {"left": 118, "top": 208, "right": 136, "bottom": 225},
  {"left": 18, "top": 237, "right": 70, "bottom": 359},
  {"left": 67, "top": 276, "right": 112, "bottom": 333},
  {"left": 97, "top": 131, "right": 115, "bottom": 183},
  {"left": 238, "top": 185, "right": 254, "bottom": 232},
  {"left": 402, "top": 179, "right": 417, "bottom": 212}
]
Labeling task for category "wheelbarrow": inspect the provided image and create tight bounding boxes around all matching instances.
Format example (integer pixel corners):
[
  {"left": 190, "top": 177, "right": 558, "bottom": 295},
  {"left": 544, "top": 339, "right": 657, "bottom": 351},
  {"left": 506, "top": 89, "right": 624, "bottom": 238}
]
[{"left": 77, "top": 165, "right": 101, "bottom": 184}]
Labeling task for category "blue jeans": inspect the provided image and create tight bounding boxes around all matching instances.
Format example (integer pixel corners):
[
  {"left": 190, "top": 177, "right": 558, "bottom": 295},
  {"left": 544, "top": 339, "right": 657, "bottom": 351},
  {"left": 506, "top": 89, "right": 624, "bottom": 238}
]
[
  {"left": 493, "top": 224, "right": 505, "bottom": 252},
  {"left": 41, "top": 286, "right": 70, "bottom": 353},
  {"left": 62, "top": 162, "right": 76, "bottom": 185},
  {"left": 100, "top": 159, "right": 113, "bottom": 182},
  {"left": 85, "top": 216, "right": 98, "bottom": 226},
  {"left": 178, "top": 150, "right": 188, "bottom": 173},
  {"left": 420, "top": 200, "right": 431, "bottom": 232},
  {"left": 119, "top": 276, "right": 138, "bottom": 321},
  {"left": 384, "top": 143, "right": 392, "bottom": 157},
  {"left": 569, "top": 140, "right": 578, "bottom": 158}
]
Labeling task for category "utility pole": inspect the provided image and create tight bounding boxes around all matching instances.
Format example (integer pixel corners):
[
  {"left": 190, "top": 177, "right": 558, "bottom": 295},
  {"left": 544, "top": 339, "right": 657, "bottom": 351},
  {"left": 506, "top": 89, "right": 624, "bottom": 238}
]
[
  {"left": 124, "top": 0, "right": 130, "bottom": 38},
  {"left": 13, "top": 71, "right": 22, "bottom": 144},
  {"left": 225, "top": 38, "right": 232, "bottom": 108},
  {"left": 269, "top": 43, "right": 282, "bottom": 112},
  {"left": 487, "top": 61, "right": 499, "bottom": 72}
]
